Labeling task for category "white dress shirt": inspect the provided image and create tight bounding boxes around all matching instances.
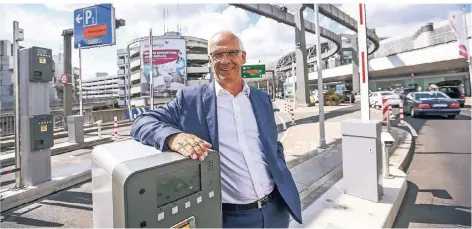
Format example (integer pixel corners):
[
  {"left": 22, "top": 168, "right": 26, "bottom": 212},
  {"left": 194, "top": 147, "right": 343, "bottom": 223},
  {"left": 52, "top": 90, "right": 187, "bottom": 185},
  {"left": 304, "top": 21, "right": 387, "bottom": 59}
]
[{"left": 215, "top": 80, "right": 275, "bottom": 204}]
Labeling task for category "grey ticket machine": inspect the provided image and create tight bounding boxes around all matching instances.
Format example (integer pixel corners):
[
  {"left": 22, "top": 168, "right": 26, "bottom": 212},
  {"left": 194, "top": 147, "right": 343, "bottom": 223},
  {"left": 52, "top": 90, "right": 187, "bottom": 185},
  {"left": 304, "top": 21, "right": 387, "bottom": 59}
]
[
  {"left": 19, "top": 46, "right": 54, "bottom": 186},
  {"left": 91, "top": 140, "right": 222, "bottom": 228}
]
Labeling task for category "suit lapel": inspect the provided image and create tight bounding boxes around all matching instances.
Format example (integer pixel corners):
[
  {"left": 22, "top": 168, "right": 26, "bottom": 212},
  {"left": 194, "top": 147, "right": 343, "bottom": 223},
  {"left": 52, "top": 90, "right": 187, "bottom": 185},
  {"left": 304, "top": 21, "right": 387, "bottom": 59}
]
[
  {"left": 202, "top": 81, "right": 219, "bottom": 152},
  {"left": 249, "top": 87, "right": 268, "bottom": 135},
  {"left": 249, "top": 88, "right": 283, "bottom": 179}
]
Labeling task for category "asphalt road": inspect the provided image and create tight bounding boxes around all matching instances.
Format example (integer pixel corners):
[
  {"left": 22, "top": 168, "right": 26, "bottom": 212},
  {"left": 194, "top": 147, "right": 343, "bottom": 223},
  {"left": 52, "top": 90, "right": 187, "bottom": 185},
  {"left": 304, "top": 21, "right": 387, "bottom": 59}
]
[{"left": 393, "top": 109, "right": 471, "bottom": 228}]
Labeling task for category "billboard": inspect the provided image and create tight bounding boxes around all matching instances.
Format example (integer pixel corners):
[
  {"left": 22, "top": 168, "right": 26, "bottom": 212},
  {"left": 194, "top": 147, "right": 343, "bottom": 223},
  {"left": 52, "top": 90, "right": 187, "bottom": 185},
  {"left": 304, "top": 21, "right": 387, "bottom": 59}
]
[{"left": 140, "top": 38, "right": 187, "bottom": 96}]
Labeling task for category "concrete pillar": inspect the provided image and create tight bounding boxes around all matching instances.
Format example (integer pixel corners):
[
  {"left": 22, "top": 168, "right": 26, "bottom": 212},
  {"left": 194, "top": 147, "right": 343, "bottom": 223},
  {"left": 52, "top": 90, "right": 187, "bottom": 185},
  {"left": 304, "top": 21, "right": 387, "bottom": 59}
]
[{"left": 294, "top": 5, "right": 310, "bottom": 106}]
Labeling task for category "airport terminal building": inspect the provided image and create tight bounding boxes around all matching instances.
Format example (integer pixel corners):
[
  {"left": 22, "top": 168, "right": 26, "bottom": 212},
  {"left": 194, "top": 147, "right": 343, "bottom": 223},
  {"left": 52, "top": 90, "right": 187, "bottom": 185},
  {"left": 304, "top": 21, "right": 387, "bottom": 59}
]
[{"left": 277, "top": 11, "right": 472, "bottom": 96}]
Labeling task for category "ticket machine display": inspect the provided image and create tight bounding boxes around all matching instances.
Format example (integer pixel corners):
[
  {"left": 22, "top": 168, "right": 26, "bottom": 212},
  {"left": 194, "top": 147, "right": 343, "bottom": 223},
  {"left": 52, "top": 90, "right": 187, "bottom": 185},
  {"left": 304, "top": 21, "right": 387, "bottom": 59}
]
[{"left": 91, "top": 140, "right": 222, "bottom": 228}]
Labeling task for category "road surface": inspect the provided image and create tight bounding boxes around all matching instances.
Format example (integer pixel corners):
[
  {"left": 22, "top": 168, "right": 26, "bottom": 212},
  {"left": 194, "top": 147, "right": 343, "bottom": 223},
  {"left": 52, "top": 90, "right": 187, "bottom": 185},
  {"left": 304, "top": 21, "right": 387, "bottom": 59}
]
[{"left": 393, "top": 110, "right": 471, "bottom": 228}]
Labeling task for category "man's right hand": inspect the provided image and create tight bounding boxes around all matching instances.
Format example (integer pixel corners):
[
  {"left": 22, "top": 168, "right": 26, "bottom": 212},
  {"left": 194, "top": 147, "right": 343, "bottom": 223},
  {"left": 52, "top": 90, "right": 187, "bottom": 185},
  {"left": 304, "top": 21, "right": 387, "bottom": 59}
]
[{"left": 167, "top": 133, "right": 212, "bottom": 161}]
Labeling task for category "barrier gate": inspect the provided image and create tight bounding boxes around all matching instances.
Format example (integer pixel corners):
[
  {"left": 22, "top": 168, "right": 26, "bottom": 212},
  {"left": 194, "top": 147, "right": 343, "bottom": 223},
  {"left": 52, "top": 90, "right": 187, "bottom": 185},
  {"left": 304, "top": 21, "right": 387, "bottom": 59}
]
[{"left": 91, "top": 140, "right": 222, "bottom": 228}]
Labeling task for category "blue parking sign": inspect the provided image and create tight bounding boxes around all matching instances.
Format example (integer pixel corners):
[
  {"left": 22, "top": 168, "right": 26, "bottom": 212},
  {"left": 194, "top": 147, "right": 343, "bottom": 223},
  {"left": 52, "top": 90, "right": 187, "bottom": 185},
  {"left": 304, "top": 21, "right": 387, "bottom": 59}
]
[{"left": 73, "top": 4, "right": 116, "bottom": 49}]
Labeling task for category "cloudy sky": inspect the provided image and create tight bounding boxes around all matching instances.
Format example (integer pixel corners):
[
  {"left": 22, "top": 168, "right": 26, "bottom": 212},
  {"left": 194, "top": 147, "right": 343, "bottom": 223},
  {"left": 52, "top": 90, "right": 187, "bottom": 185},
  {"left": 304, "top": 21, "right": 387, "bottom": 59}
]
[{"left": 0, "top": 3, "right": 470, "bottom": 80}]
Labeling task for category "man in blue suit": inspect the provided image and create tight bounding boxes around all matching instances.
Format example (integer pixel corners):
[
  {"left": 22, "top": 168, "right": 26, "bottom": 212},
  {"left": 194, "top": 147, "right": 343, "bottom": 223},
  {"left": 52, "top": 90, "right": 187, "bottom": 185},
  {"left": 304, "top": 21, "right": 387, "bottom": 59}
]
[{"left": 130, "top": 31, "right": 302, "bottom": 228}]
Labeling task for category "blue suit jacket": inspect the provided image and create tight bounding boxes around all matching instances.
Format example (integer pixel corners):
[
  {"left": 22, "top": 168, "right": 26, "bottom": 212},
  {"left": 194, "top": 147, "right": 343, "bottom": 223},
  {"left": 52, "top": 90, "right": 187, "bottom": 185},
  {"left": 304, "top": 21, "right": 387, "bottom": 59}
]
[{"left": 130, "top": 81, "right": 302, "bottom": 224}]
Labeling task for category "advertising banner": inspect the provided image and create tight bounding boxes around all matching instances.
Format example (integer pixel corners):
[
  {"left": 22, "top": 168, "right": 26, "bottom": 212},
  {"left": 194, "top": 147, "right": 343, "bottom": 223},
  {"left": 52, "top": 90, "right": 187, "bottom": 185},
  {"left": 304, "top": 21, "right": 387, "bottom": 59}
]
[
  {"left": 140, "top": 38, "right": 187, "bottom": 96},
  {"left": 449, "top": 11, "right": 469, "bottom": 60}
]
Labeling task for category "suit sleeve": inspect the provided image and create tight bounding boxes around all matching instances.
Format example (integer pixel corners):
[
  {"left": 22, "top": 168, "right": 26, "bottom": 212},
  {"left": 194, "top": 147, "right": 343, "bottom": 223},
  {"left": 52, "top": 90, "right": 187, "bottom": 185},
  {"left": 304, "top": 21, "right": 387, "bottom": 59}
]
[
  {"left": 130, "top": 89, "right": 184, "bottom": 151},
  {"left": 267, "top": 94, "right": 286, "bottom": 162}
]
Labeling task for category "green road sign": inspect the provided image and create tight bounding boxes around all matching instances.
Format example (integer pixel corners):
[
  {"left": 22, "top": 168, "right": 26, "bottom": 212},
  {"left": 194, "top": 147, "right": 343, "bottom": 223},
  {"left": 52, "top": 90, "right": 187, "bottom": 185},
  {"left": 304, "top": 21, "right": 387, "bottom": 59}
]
[{"left": 242, "top": 64, "right": 265, "bottom": 78}]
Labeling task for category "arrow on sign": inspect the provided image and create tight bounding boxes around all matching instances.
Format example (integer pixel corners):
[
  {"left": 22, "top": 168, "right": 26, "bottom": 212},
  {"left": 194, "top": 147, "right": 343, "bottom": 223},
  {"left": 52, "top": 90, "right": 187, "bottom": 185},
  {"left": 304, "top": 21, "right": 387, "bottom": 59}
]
[{"left": 76, "top": 13, "right": 83, "bottom": 24}]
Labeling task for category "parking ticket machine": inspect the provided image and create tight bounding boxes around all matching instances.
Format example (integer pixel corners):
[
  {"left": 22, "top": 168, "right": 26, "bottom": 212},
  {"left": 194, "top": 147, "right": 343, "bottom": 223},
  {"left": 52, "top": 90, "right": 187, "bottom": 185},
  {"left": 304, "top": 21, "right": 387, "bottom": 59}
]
[{"left": 91, "top": 140, "right": 222, "bottom": 228}]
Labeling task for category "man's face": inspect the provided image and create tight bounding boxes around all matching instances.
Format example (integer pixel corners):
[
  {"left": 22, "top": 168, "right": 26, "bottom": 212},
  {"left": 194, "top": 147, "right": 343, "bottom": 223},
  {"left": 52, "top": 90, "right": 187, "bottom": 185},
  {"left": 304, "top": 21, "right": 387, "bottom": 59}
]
[{"left": 209, "top": 36, "right": 246, "bottom": 82}]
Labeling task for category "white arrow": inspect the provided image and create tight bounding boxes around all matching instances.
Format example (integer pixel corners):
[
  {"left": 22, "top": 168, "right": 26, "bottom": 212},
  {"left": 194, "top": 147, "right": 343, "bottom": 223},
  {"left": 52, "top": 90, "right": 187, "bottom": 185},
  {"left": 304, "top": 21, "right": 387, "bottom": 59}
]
[{"left": 76, "top": 13, "right": 83, "bottom": 24}]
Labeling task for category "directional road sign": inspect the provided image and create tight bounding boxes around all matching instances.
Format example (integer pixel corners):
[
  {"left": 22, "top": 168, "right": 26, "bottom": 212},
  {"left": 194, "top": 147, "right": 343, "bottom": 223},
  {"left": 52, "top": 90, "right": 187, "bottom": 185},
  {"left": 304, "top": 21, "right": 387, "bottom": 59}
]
[
  {"left": 242, "top": 64, "right": 265, "bottom": 78},
  {"left": 73, "top": 4, "right": 116, "bottom": 49}
]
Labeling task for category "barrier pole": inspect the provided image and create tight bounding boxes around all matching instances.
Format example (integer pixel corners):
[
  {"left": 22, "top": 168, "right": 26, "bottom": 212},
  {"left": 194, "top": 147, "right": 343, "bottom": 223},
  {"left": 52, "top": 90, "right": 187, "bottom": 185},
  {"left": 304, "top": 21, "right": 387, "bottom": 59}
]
[{"left": 399, "top": 102, "right": 406, "bottom": 126}]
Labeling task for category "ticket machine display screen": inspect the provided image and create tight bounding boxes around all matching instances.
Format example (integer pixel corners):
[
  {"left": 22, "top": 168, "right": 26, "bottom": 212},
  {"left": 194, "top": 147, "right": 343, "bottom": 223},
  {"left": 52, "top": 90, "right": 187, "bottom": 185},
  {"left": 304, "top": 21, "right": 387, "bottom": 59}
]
[{"left": 156, "top": 164, "right": 201, "bottom": 207}]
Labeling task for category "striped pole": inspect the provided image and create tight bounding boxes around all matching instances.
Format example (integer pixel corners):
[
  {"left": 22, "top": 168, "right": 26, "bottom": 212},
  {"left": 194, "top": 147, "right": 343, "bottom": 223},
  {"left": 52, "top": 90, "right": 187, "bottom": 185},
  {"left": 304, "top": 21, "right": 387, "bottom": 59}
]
[
  {"left": 382, "top": 97, "right": 389, "bottom": 124},
  {"left": 114, "top": 116, "right": 118, "bottom": 138},
  {"left": 399, "top": 102, "right": 406, "bottom": 126},
  {"left": 285, "top": 100, "right": 288, "bottom": 114},
  {"left": 358, "top": 3, "right": 370, "bottom": 120},
  {"left": 291, "top": 100, "right": 295, "bottom": 124},
  {"left": 389, "top": 103, "right": 395, "bottom": 120}
]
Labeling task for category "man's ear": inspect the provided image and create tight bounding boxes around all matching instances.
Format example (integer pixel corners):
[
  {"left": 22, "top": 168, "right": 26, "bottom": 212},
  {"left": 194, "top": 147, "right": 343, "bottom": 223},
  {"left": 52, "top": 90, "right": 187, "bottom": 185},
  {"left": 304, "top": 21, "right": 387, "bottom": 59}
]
[{"left": 241, "top": 51, "right": 246, "bottom": 65}]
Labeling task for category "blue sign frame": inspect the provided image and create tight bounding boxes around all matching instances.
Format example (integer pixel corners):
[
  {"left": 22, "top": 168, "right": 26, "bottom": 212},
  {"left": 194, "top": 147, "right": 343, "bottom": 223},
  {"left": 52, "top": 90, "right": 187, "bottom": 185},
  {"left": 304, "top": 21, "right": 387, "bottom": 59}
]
[{"left": 73, "top": 4, "right": 116, "bottom": 49}]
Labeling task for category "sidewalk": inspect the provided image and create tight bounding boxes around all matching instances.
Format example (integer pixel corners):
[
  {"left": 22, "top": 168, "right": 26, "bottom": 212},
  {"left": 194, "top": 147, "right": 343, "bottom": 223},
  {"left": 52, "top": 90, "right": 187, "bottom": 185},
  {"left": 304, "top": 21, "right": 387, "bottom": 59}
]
[{"left": 273, "top": 99, "right": 412, "bottom": 228}]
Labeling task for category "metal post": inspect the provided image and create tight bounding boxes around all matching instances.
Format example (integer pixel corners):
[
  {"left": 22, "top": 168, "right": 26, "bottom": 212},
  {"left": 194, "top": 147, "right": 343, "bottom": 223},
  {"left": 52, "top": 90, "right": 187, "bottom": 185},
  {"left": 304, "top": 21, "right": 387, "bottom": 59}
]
[
  {"left": 266, "top": 80, "right": 269, "bottom": 95},
  {"left": 291, "top": 62, "right": 296, "bottom": 107},
  {"left": 314, "top": 4, "right": 326, "bottom": 149},
  {"left": 13, "top": 21, "right": 23, "bottom": 189},
  {"left": 62, "top": 31, "right": 73, "bottom": 130},
  {"left": 382, "top": 144, "right": 391, "bottom": 178},
  {"left": 463, "top": 6, "right": 472, "bottom": 96},
  {"left": 78, "top": 43, "right": 83, "bottom": 115},
  {"left": 126, "top": 44, "right": 133, "bottom": 121},
  {"left": 149, "top": 29, "right": 154, "bottom": 109},
  {"left": 358, "top": 4, "right": 371, "bottom": 121}
]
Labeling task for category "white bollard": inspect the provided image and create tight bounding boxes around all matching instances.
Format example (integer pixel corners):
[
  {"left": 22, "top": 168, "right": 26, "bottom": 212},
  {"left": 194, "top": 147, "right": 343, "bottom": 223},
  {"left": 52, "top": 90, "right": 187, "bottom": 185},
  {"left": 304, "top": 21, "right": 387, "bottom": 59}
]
[
  {"left": 389, "top": 104, "right": 395, "bottom": 120},
  {"left": 399, "top": 103, "right": 406, "bottom": 126}
]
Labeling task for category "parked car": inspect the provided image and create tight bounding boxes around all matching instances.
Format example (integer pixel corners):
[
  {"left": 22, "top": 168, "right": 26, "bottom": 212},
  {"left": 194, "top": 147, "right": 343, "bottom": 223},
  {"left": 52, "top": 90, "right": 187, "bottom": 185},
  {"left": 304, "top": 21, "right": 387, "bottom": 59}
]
[
  {"left": 396, "top": 87, "right": 417, "bottom": 99},
  {"left": 438, "top": 86, "right": 465, "bottom": 107},
  {"left": 369, "top": 91, "right": 402, "bottom": 107},
  {"left": 403, "top": 91, "right": 461, "bottom": 119},
  {"left": 340, "top": 90, "right": 355, "bottom": 103}
]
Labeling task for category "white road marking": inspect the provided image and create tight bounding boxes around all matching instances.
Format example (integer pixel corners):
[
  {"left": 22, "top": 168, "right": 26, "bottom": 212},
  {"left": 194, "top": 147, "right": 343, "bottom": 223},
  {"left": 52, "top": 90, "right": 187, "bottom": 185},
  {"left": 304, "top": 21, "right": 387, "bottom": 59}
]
[
  {"left": 404, "top": 121, "right": 418, "bottom": 137},
  {"left": 279, "top": 127, "right": 292, "bottom": 142},
  {"left": 275, "top": 111, "right": 287, "bottom": 131}
]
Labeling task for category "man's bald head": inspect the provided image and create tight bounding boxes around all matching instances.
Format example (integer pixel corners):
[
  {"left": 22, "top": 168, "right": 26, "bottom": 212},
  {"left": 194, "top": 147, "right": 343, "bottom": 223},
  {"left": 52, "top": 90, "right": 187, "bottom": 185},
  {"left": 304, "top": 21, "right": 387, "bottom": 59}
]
[
  {"left": 208, "top": 31, "right": 244, "bottom": 54},
  {"left": 207, "top": 31, "right": 247, "bottom": 89}
]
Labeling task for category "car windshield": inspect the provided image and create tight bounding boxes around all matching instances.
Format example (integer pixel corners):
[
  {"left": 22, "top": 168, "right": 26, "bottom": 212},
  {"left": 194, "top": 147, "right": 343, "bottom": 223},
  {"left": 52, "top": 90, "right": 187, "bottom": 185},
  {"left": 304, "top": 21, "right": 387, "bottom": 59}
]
[
  {"left": 439, "top": 87, "right": 460, "bottom": 93},
  {"left": 380, "top": 92, "right": 396, "bottom": 96},
  {"left": 414, "top": 92, "right": 448, "bottom": 100}
]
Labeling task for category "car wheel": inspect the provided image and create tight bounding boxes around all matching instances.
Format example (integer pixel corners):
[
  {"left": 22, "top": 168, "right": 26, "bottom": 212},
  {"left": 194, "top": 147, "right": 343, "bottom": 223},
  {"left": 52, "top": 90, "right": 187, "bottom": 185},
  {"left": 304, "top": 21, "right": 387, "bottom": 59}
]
[{"left": 447, "top": 115, "right": 456, "bottom": 119}]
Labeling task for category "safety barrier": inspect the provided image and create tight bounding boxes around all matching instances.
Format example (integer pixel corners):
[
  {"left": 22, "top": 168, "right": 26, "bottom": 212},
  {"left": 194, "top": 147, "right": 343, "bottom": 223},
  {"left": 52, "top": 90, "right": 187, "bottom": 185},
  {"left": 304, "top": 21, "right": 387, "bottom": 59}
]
[
  {"left": 382, "top": 97, "right": 389, "bottom": 124},
  {"left": 399, "top": 103, "right": 406, "bottom": 126},
  {"left": 389, "top": 103, "right": 395, "bottom": 120},
  {"left": 290, "top": 99, "right": 295, "bottom": 125},
  {"left": 114, "top": 116, "right": 118, "bottom": 138}
]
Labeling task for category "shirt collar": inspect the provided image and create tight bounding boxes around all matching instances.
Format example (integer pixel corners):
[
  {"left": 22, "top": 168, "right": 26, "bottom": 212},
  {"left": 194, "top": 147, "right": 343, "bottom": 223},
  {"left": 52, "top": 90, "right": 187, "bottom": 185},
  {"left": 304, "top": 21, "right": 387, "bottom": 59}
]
[{"left": 214, "top": 79, "right": 250, "bottom": 97}]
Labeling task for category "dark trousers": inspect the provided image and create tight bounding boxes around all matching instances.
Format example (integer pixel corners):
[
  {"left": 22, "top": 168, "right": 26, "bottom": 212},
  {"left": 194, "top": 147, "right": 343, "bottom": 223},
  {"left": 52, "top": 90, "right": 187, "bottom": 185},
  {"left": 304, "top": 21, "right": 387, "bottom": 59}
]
[{"left": 222, "top": 193, "right": 290, "bottom": 228}]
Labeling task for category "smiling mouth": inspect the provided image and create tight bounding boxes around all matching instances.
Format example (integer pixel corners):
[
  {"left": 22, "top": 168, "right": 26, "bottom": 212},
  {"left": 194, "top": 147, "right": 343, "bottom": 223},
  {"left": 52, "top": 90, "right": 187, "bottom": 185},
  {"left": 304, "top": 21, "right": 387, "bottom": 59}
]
[{"left": 221, "top": 68, "right": 233, "bottom": 72}]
